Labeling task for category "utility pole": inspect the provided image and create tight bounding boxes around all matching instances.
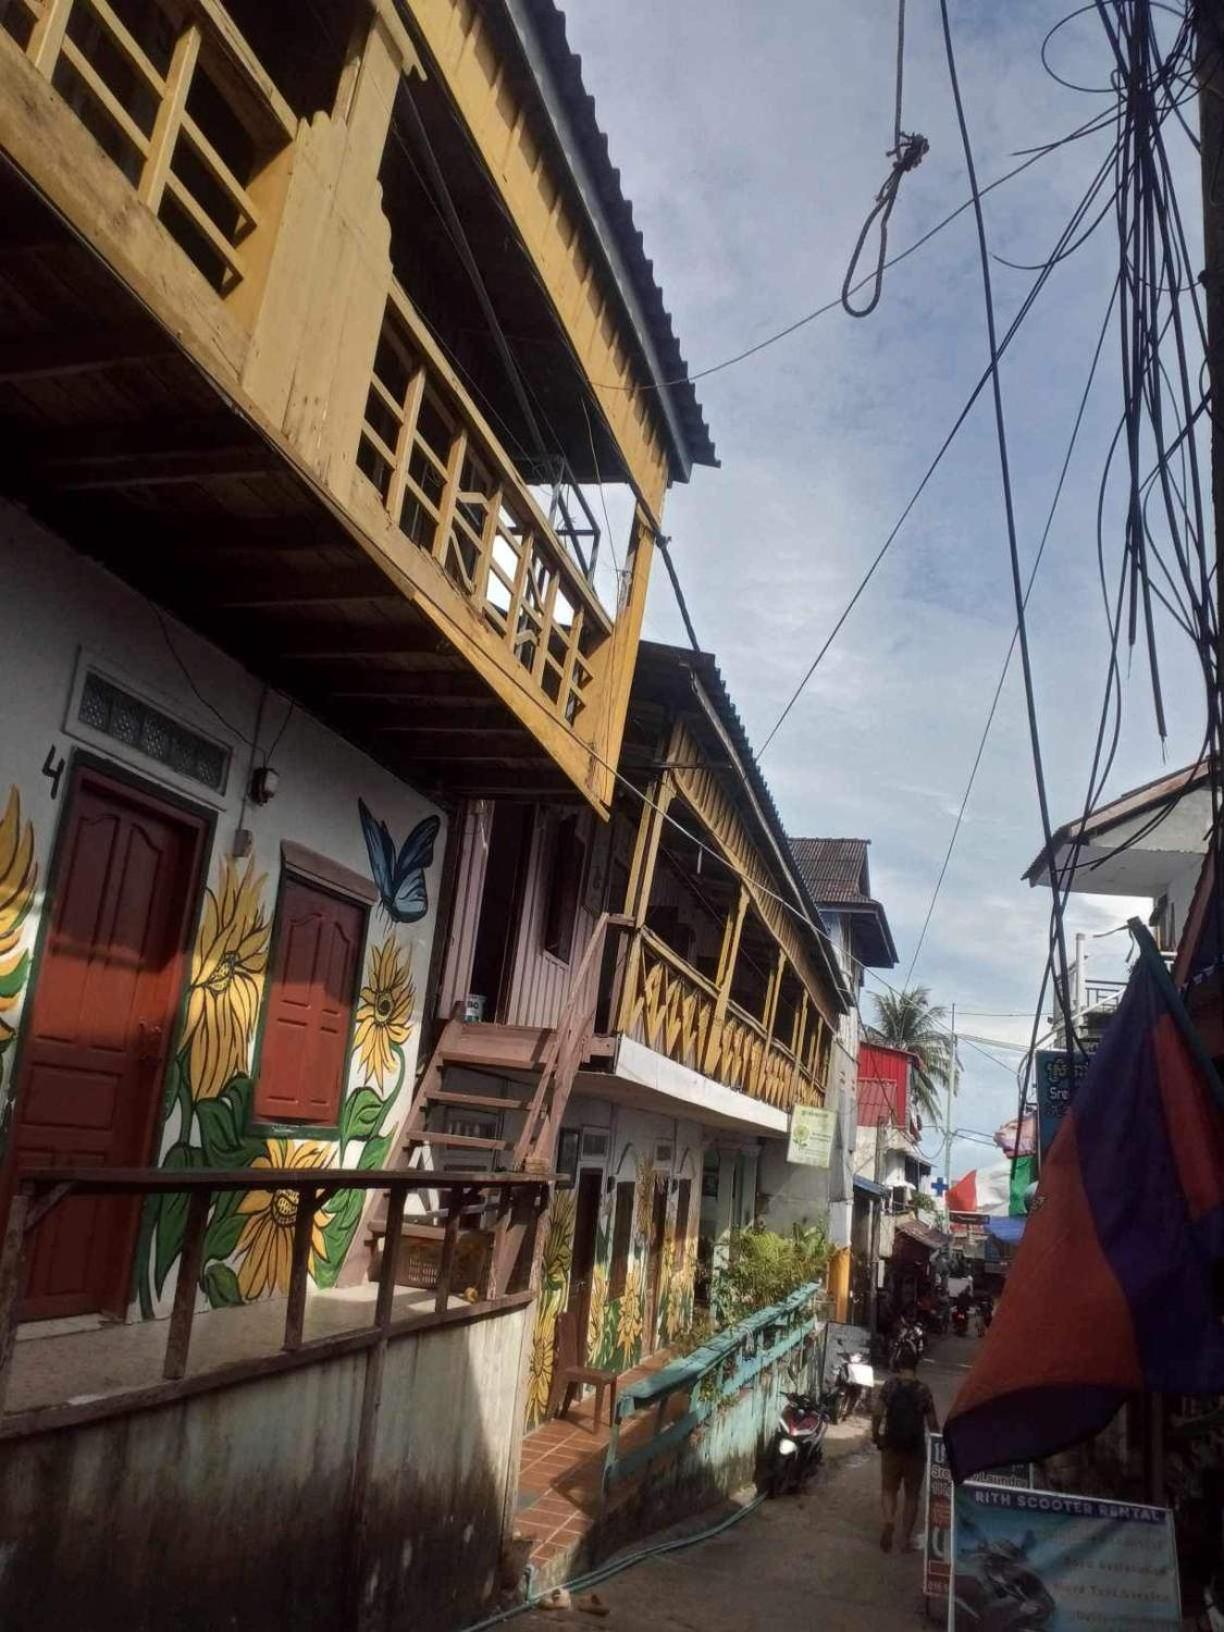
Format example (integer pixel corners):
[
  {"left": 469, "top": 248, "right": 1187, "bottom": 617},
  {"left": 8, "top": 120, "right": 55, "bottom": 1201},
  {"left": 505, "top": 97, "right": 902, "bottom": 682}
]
[
  {"left": 1201, "top": 6, "right": 1224, "bottom": 706},
  {"left": 867, "top": 1119, "right": 885, "bottom": 1334},
  {"left": 943, "top": 1002, "right": 957, "bottom": 1223}
]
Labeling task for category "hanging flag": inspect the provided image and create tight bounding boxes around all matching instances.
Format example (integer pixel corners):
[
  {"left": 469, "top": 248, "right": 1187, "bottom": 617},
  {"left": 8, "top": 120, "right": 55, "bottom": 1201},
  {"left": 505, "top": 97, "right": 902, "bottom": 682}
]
[
  {"left": 946, "top": 1160, "right": 1030, "bottom": 1218},
  {"left": 945, "top": 923, "right": 1224, "bottom": 1484}
]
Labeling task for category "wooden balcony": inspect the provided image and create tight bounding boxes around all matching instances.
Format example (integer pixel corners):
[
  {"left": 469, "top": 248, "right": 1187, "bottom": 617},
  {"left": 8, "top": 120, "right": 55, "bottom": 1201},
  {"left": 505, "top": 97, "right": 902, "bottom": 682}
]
[
  {"left": 615, "top": 927, "right": 827, "bottom": 1115},
  {"left": 351, "top": 280, "right": 611, "bottom": 740},
  {"left": 0, "top": 0, "right": 668, "bottom": 809}
]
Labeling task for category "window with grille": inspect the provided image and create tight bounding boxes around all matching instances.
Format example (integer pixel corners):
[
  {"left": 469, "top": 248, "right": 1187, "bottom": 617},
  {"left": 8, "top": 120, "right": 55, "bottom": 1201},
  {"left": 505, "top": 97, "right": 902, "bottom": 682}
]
[{"left": 78, "top": 672, "right": 229, "bottom": 792}]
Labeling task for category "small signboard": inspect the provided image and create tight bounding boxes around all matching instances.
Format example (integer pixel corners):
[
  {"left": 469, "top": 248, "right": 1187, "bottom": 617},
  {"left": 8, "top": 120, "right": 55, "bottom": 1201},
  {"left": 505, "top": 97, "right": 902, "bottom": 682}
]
[
  {"left": 1035, "top": 1050, "right": 1092, "bottom": 1158},
  {"left": 949, "top": 1481, "right": 1180, "bottom": 1629},
  {"left": 924, "top": 1434, "right": 1030, "bottom": 1614},
  {"left": 787, "top": 1104, "right": 836, "bottom": 1168}
]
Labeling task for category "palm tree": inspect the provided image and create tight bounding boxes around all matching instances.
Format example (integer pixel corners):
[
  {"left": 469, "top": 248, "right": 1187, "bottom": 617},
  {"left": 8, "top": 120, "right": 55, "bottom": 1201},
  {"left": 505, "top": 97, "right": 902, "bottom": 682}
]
[{"left": 869, "top": 986, "right": 954, "bottom": 1127}]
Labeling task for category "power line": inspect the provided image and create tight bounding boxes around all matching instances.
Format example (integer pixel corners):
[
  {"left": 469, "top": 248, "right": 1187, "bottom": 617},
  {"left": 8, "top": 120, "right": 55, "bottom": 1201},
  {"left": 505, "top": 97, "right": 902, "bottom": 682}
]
[
  {"left": 755, "top": 112, "right": 1134, "bottom": 762},
  {"left": 939, "top": 0, "right": 1076, "bottom": 1053},
  {"left": 903, "top": 270, "right": 1121, "bottom": 985}
]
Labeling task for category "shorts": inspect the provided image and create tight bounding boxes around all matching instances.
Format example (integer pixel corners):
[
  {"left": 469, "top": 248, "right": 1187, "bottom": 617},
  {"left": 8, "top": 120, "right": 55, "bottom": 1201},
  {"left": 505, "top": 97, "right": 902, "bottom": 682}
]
[{"left": 880, "top": 1447, "right": 926, "bottom": 1499}]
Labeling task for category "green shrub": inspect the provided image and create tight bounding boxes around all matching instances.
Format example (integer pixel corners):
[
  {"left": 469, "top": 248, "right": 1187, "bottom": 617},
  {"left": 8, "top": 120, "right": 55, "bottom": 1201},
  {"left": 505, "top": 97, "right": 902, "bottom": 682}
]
[{"left": 711, "top": 1222, "right": 830, "bottom": 1326}]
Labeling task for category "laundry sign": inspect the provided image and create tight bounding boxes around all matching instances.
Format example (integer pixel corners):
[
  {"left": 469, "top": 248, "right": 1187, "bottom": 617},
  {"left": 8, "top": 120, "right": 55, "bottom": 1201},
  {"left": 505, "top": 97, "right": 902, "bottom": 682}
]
[{"left": 787, "top": 1105, "right": 837, "bottom": 1168}]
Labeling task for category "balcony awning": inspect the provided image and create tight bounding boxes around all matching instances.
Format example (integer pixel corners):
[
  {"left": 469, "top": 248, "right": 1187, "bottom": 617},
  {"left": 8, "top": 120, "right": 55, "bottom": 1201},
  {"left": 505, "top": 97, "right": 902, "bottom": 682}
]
[
  {"left": 594, "top": 1035, "right": 790, "bottom": 1136},
  {"left": 853, "top": 1175, "right": 888, "bottom": 1199}
]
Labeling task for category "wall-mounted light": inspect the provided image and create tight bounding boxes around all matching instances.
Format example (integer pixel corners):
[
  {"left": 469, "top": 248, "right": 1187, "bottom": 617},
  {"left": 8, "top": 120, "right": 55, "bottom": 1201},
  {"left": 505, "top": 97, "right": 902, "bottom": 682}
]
[{"left": 248, "top": 765, "right": 279, "bottom": 806}]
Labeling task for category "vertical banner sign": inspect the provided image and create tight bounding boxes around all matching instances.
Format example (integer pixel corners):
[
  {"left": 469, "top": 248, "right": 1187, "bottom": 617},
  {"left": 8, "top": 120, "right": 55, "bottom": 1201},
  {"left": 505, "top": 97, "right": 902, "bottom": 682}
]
[
  {"left": 924, "top": 1434, "right": 1030, "bottom": 1613},
  {"left": 949, "top": 1483, "right": 1180, "bottom": 1629},
  {"left": 787, "top": 1104, "right": 837, "bottom": 1168},
  {"left": 1035, "top": 1051, "right": 1092, "bottom": 1159}
]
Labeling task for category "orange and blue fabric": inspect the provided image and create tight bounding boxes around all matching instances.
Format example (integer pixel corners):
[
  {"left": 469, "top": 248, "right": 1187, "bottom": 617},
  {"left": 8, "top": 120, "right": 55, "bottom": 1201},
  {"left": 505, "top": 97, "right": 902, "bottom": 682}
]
[{"left": 945, "top": 922, "right": 1224, "bottom": 1485}]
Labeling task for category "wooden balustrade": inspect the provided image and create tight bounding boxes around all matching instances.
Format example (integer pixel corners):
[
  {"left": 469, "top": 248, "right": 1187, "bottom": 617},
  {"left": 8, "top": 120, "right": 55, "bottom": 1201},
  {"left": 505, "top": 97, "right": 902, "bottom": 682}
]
[
  {"left": 2, "top": 0, "right": 294, "bottom": 295},
  {"left": 0, "top": 1165, "right": 553, "bottom": 1418},
  {"left": 616, "top": 928, "right": 824, "bottom": 1112},
  {"left": 356, "top": 281, "right": 613, "bottom": 732}
]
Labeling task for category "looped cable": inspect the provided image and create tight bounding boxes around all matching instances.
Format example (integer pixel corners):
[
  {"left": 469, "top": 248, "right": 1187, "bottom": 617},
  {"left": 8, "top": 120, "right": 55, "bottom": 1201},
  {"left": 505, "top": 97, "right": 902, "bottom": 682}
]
[{"left": 841, "top": 0, "right": 929, "bottom": 319}]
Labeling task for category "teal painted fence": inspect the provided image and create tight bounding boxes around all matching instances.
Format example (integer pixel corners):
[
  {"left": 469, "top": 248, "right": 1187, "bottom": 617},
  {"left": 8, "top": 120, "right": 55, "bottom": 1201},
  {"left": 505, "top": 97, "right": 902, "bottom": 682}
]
[{"left": 600, "top": 1283, "right": 825, "bottom": 1510}]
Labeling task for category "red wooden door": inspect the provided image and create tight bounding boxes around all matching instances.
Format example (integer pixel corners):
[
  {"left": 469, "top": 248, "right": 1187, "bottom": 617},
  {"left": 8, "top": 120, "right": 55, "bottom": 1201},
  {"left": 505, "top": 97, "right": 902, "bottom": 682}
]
[
  {"left": 254, "top": 878, "right": 364, "bottom": 1125},
  {"left": 7, "top": 767, "right": 207, "bottom": 1319}
]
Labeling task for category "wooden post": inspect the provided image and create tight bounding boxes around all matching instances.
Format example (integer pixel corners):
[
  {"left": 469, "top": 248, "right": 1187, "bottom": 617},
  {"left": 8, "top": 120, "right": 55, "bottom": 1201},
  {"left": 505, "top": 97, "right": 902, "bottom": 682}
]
[
  {"left": 434, "top": 1187, "right": 466, "bottom": 1314},
  {"left": 705, "top": 885, "right": 749, "bottom": 1077},
  {"left": 0, "top": 1188, "right": 31, "bottom": 1419},
  {"left": 283, "top": 1184, "right": 318, "bottom": 1352},
  {"left": 347, "top": 1181, "right": 406, "bottom": 1625},
  {"left": 163, "top": 1188, "right": 210, "bottom": 1381},
  {"left": 763, "top": 948, "right": 786, "bottom": 1039},
  {"left": 138, "top": 22, "right": 201, "bottom": 212},
  {"left": 27, "top": 0, "right": 73, "bottom": 76},
  {"left": 615, "top": 731, "right": 678, "bottom": 1034}
]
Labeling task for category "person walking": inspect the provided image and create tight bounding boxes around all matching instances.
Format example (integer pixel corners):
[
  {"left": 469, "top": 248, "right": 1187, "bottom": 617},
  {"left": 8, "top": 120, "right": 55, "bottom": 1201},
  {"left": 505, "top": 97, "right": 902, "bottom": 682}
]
[{"left": 871, "top": 1342, "right": 938, "bottom": 1554}]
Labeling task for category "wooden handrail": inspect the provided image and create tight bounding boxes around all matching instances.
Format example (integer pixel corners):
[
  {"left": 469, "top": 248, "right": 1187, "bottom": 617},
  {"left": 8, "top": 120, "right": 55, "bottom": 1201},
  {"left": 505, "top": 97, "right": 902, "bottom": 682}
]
[
  {"left": 384, "top": 281, "right": 610, "bottom": 636},
  {"left": 17, "top": 0, "right": 292, "bottom": 297},
  {"left": 0, "top": 1166, "right": 555, "bottom": 1416},
  {"left": 636, "top": 926, "right": 720, "bottom": 1000}
]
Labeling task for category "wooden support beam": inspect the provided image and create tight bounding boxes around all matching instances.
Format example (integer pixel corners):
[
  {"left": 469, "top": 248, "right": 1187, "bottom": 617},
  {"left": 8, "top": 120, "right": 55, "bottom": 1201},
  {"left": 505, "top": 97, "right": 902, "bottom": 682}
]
[
  {"left": 434, "top": 1188, "right": 469, "bottom": 1314},
  {"left": 705, "top": 885, "right": 750, "bottom": 1078},
  {"left": 213, "top": 569, "right": 399, "bottom": 609},
  {"left": 283, "top": 1183, "right": 318, "bottom": 1352},
  {"left": 0, "top": 327, "right": 178, "bottom": 382},
  {"left": 163, "top": 1188, "right": 210, "bottom": 1381},
  {"left": 367, "top": 727, "right": 530, "bottom": 752},
  {"left": 31, "top": 421, "right": 275, "bottom": 490},
  {"left": 324, "top": 671, "right": 491, "bottom": 702},
  {"left": 272, "top": 627, "right": 447, "bottom": 661}
]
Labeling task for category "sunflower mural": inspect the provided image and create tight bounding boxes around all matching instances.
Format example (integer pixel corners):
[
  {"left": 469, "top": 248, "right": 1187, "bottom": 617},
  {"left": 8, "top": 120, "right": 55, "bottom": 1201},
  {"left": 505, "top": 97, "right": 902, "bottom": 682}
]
[
  {"left": 183, "top": 857, "right": 269, "bottom": 1101},
  {"left": 234, "top": 1139, "right": 331, "bottom": 1299},
  {"left": 136, "top": 848, "right": 421, "bottom": 1314},
  {"left": 585, "top": 1262, "right": 609, "bottom": 1365},
  {"left": 0, "top": 788, "right": 36, "bottom": 1118},
  {"left": 524, "top": 1187, "right": 577, "bottom": 1428},
  {"left": 616, "top": 1261, "right": 644, "bottom": 1357}
]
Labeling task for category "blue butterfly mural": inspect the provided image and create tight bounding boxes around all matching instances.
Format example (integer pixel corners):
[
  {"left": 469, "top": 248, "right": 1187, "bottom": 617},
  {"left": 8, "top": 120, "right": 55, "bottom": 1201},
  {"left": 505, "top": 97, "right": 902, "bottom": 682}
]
[{"left": 358, "top": 800, "right": 441, "bottom": 924}]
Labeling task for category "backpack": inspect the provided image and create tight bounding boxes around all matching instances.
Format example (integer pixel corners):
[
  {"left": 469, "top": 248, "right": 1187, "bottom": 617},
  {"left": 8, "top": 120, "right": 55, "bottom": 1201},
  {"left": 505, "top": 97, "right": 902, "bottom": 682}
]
[{"left": 882, "top": 1379, "right": 926, "bottom": 1451}]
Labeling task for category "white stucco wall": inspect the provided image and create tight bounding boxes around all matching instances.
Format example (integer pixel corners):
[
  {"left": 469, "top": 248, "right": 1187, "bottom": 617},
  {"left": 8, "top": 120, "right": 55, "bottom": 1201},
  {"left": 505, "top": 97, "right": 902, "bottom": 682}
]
[{"left": 0, "top": 502, "right": 445, "bottom": 1314}]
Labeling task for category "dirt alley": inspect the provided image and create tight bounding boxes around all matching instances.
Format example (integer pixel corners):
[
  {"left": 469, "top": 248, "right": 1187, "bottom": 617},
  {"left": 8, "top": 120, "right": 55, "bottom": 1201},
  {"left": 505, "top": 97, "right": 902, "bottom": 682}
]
[{"left": 517, "top": 1331, "right": 977, "bottom": 1632}]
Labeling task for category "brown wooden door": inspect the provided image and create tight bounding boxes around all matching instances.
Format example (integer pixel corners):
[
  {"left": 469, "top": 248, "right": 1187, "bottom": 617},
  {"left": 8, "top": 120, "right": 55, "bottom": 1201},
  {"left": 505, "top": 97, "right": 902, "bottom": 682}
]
[
  {"left": 254, "top": 878, "right": 364, "bottom": 1125},
  {"left": 7, "top": 766, "right": 207, "bottom": 1320},
  {"left": 564, "top": 1168, "right": 604, "bottom": 1361}
]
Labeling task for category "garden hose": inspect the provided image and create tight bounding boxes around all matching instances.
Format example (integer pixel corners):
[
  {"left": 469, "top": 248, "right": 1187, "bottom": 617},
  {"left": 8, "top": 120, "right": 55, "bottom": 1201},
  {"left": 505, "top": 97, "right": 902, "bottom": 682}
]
[{"left": 459, "top": 1492, "right": 767, "bottom": 1632}]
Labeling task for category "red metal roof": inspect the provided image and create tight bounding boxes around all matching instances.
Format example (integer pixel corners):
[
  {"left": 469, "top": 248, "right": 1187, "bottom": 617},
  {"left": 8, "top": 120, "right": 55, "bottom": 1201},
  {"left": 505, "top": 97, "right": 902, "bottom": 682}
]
[{"left": 857, "top": 1043, "right": 911, "bottom": 1122}]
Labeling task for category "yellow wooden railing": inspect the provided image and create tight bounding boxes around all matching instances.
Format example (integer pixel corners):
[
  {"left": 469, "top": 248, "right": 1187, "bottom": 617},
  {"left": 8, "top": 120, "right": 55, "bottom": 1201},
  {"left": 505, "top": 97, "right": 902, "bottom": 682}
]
[
  {"left": 618, "top": 929, "right": 824, "bottom": 1113},
  {"left": 2, "top": 0, "right": 294, "bottom": 295},
  {"left": 356, "top": 281, "right": 613, "bottom": 731}
]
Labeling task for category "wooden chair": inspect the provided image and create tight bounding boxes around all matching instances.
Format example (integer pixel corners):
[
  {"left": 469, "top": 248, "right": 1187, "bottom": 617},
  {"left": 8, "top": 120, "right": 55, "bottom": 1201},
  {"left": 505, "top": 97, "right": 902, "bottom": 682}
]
[{"left": 547, "top": 1309, "right": 619, "bottom": 1427}]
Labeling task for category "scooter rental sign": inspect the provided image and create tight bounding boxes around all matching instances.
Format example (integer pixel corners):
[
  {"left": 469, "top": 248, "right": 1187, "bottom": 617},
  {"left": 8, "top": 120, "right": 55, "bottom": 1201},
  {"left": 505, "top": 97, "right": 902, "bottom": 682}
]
[{"left": 924, "top": 1434, "right": 1031, "bottom": 1613}]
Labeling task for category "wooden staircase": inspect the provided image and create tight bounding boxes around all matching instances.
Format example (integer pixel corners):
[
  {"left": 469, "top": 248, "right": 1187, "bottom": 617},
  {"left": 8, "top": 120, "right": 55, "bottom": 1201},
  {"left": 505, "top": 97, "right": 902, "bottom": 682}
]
[{"left": 366, "top": 913, "right": 630, "bottom": 1299}]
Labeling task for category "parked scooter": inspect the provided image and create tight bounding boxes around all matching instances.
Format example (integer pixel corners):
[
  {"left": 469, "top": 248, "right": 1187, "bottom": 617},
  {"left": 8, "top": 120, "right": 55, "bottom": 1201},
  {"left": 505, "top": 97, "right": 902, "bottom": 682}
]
[
  {"left": 828, "top": 1344, "right": 872, "bottom": 1421},
  {"left": 768, "top": 1389, "right": 833, "bottom": 1496},
  {"left": 891, "top": 1317, "right": 926, "bottom": 1368}
]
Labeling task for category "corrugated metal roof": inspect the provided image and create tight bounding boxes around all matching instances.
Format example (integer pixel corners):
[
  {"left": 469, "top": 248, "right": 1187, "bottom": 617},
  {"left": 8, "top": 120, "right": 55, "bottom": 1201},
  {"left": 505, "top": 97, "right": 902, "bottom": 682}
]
[
  {"left": 790, "top": 837, "right": 898, "bottom": 967},
  {"left": 857, "top": 1076, "right": 904, "bottom": 1127},
  {"left": 501, "top": 0, "right": 717, "bottom": 476},
  {"left": 634, "top": 642, "right": 852, "bottom": 1010},
  {"left": 790, "top": 838, "right": 870, "bottom": 903}
]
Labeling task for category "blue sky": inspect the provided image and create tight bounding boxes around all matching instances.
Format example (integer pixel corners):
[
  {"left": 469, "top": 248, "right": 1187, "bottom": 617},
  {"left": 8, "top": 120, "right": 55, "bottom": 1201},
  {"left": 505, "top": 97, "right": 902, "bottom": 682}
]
[{"left": 563, "top": 0, "right": 1209, "bottom": 1185}]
